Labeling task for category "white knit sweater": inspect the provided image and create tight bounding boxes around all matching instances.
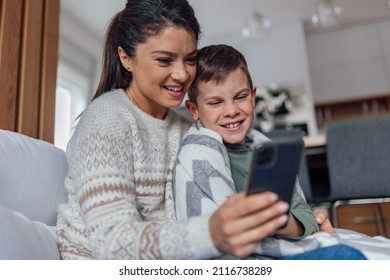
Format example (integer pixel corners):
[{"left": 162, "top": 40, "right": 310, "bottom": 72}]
[{"left": 57, "top": 89, "right": 220, "bottom": 259}]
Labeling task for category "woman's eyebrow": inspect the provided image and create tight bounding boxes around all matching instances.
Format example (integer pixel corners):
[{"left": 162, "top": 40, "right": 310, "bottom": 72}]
[
  {"left": 151, "top": 50, "right": 197, "bottom": 57},
  {"left": 151, "top": 50, "right": 176, "bottom": 56}
]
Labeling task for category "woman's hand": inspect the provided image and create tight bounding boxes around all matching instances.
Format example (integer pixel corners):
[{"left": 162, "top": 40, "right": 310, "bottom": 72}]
[
  {"left": 208, "top": 191, "right": 289, "bottom": 258},
  {"left": 315, "top": 211, "right": 336, "bottom": 233}
]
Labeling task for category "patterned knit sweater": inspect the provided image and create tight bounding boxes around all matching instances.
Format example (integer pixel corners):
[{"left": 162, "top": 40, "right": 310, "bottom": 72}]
[{"left": 57, "top": 89, "right": 220, "bottom": 259}]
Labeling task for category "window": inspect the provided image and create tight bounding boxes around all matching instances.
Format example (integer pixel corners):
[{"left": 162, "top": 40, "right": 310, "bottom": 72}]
[{"left": 54, "top": 62, "right": 91, "bottom": 150}]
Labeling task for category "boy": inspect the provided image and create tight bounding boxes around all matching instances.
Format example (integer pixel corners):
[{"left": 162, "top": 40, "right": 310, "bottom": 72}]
[{"left": 173, "top": 44, "right": 320, "bottom": 239}]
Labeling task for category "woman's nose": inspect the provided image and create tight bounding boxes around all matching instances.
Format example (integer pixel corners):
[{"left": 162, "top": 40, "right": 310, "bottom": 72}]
[{"left": 171, "top": 63, "right": 189, "bottom": 82}]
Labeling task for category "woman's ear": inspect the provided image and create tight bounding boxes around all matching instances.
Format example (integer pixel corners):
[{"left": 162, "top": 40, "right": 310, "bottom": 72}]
[
  {"left": 185, "top": 100, "right": 199, "bottom": 121},
  {"left": 118, "top": 47, "right": 132, "bottom": 72}
]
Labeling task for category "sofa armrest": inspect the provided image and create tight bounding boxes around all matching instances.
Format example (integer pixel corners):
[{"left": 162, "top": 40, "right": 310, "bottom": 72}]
[{"left": 0, "top": 129, "right": 68, "bottom": 226}]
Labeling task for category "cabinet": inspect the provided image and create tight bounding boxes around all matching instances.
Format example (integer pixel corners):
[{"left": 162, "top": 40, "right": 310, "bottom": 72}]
[
  {"left": 307, "top": 21, "right": 390, "bottom": 104},
  {"left": 336, "top": 202, "right": 390, "bottom": 238},
  {"left": 315, "top": 94, "right": 390, "bottom": 130}
]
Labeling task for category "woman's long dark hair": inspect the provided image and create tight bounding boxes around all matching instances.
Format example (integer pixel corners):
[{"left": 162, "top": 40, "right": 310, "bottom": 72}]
[{"left": 92, "top": 0, "right": 201, "bottom": 101}]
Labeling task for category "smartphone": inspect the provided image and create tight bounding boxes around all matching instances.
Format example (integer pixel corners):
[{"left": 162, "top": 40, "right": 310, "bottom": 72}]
[{"left": 245, "top": 136, "right": 304, "bottom": 214}]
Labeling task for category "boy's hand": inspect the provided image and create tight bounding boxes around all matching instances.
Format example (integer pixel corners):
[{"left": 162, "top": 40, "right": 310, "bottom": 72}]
[{"left": 315, "top": 211, "right": 336, "bottom": 233}]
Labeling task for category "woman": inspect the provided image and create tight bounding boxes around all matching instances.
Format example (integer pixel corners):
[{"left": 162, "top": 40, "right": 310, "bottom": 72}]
[{"left": 56, "top": 0, "right": 303, "bottom": 260}]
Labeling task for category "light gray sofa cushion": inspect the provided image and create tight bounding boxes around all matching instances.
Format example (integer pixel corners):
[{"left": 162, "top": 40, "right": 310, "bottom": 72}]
[
  {"left": 0, "top": 129, "right": 68, "bottom": 226},
  {"left": 0, "top": 205, "right": 60, "bottom": 259}
]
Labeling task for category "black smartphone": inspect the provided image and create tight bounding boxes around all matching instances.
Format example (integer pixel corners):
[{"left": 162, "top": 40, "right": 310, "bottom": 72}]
[{"left": 245, "top": 136, "right": 304, "bottom": 214}]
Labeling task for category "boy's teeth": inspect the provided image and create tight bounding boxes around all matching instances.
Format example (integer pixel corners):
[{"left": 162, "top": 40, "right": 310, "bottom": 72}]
[{"left": 226, "top": 122, "right": 240, "bottom": 128}]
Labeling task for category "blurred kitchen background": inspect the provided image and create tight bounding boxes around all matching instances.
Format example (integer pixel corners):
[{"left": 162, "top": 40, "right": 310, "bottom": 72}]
[{"left": 57, "top": 0, "right": 390, "bottom": 149}]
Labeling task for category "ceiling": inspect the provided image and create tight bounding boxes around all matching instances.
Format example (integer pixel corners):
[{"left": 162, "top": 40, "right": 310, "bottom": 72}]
[{"left": 61, "top": 0, "right": 390, "bottom": 41}]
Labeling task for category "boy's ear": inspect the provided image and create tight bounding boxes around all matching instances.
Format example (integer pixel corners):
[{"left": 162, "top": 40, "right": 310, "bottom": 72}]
[
  {"left": 252, "top": 86, "right": 257, "bottom": 106},
  {"left": 185, "top": 100, "right": 199, "bottom": 120}
]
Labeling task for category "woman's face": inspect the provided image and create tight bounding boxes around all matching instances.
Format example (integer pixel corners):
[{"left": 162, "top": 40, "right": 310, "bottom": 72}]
[{"left": 123, "top": 26, "right": 197, "bottom": 119}]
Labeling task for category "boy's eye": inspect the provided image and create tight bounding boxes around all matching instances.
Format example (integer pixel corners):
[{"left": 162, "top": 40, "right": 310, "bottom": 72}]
[
  {"left": 236, "top": 94, "right": 249, "bottom": 100},
  {"left": 208, "top": 100, "right": 221, "bottom": 106}
]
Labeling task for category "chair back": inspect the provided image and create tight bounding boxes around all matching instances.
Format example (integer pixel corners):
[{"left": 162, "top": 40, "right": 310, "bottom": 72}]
[{"left": 325, "top": 116, "right": 390, "bottom": 201}]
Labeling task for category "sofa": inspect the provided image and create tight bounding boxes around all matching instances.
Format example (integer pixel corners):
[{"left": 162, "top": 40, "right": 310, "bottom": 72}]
[{"left": 0, "top": 129, "right": 68, "bottom": 259}]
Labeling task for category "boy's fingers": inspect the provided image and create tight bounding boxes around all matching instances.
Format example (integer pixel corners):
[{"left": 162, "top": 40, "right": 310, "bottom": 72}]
[{"left": 315, "top": 211, "right": 327, "bottom": 223}]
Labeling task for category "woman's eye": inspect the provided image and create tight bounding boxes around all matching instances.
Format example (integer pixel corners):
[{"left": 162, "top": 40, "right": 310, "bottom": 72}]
[
  {"left": 186, "top": 56, "right": 197, "bottom": 65},
  {"left": 157, "top": 58, "right": 172, "bottom": 65}
]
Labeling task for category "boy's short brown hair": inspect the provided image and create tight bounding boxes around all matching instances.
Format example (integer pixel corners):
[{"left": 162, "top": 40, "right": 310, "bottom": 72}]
[{"left": 187, "top": 44, "right": 253, "bottom": 104}]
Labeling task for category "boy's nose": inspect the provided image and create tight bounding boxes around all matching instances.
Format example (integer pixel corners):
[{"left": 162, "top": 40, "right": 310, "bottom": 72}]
[{"left": 224, "top": 102, "right": 240, "bottom": 117}]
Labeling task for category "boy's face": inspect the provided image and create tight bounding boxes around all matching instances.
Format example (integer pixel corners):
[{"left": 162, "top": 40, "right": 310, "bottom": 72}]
[{"left": 186, "top": 68, "right": 256, "bottom": 144}]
